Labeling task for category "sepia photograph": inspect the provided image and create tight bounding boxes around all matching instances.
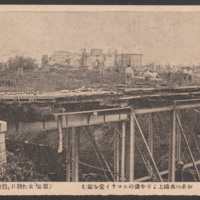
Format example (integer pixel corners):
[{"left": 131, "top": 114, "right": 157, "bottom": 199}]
[{"left": 0, "top": 5, "right": 200, "bottom": 195}]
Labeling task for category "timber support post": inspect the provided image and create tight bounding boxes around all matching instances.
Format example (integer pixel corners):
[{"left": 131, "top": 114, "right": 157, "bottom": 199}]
[
  {"left": 148, "top": 113, "right": 154, "bottom": 153},
  {"left": 168, "top": 110, "right": 176, "bottom": 182},
  {"left": 114, "top": 126, "right": 120, "bottom": 182},
  {"left": 120, "top": 122, "right": 126, "bottom": 182},
  {"left": 72, "top": 127, "right": 79, "bottom": 182},
  {"left": 57, "top": 115, "right": 63, "bottom": 153},
  {"left": 129, "top": 108, "right": 135, "bottom": 182},
  {"left": 66, "top": 128, "right": 71, "bottom": 182},
  {"left": 42, "top": 118, "right": 45, "bottom": 129},
  {"left": 148, "top": 113, "right": 154, "bottom": 176},
  {"left": 176, "top": 110, "right": 181, "bottom": 161}
]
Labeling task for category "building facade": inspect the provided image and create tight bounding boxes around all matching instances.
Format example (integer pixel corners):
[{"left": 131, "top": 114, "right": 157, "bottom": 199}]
[
  {"left": 48, "top": 51, "right": 71, "bottom": 66},
  {"left": 70, "top": 53, "right": 82, "bottom": 68},
  {"left": 46, "top": 49, "right": 142, "bottom": 70},
  {"left": 116, "top": 54, "right": 143, "bottom": 68},
  {"left": 103, "top": 53, "right": 116, "bottom": 68}
]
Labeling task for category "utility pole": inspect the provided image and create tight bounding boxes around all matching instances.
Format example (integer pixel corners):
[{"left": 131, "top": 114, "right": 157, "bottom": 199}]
[{"left": 81, "top": 48, "right": 86, "bottom": 67}]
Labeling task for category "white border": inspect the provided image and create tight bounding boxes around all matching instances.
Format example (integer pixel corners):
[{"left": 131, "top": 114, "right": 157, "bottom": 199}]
[{"left": 0, "top": 5, "right": 200, "bottom": 12}]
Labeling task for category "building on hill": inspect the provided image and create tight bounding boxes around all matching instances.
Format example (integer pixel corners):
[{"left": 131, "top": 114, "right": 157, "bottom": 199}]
[
  {"left": 116, "top": 53, "right": 143, "bottom": 69},
  {"left": 91, "top": 49, "right": 103, "bottom": 56},
  {"left": 83, "top": 50, "right": 104, "bottom": 70},
  {"left": 47, "top": 49, "right": 142, "bottom": 71},
  {"left": 0, "top": 63, "right": 7, "bottom": 71},
  {"left": 70, "top": 53, "right": 82, "bottom": 68},
  {"left": 103, "top": 52, "right": 116, "bottom": 69},
  {"left": 48, "top": 51, "right": 71, "bottom": 66}
]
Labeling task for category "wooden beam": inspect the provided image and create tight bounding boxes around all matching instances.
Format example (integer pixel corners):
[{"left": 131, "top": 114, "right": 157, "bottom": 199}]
[
  {"left": 57, "top": 116, "right": 63, "bottom": 153},
  {"left": 54, "top": 107, "right": 131, "bottom": 116},
  {"left": 54, "top": 102, "right": 200, "bottom": 123},
  {"left": 53, "top": 102, "right": 200, "bottom": 129},
  {"left": 61, "top": 113, "right": 129, "bottom": 128},
  {"left": 135, "top": 160, "right": 200, "bottom": 182},
  {"left": 129, "top": 108, "right": 135, "bottom": 182},
  {"left": 134, "top": 103, "right": 200, "bottom": 114},
  {"left": 120, "top": 91, "right": 200, "bottom": 101},
  {"left": 174, "top": 98, "right": 200, "bottom": 103}
]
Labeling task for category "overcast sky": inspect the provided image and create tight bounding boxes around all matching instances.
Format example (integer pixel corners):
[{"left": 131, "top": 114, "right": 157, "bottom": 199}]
[{"left": 0, "top": 11, "right": 200, "bottom": 65}]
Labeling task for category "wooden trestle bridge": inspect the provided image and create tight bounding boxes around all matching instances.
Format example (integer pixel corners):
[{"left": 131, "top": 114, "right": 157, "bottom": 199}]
[
  {"left": 2, "top": 82, "right": 200, "bottom": 182},
  {"left": 52, "top": 86, "right": 200, "bottom": 182}
]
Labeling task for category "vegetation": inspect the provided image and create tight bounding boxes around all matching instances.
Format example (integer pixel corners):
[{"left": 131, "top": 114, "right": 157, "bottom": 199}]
[
  {"left": 41, "top": 55, "right": 49, "bottom": 68},
  {"left": 0, "top": 151, "right": 49, "bottom": 182},
  {"left": 7, "top": 56, "right": 38, "bottom": 70}
]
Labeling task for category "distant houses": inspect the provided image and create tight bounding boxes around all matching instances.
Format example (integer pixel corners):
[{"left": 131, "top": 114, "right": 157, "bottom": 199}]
[
  {"left": 42, "top": 49, "right": 143, "bottom": 71},
  {"left": 48, "top": 51, "right": 71, "bottom": 66},
  {"left": 0, "top": 63, "right": 8, "bottom": 71},
  {"left": 116, "top": 54, "right": 143, "bottom": 68}
]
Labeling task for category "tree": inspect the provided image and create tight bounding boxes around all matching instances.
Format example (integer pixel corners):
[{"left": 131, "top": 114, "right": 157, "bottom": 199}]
[
  {"left": 7, "top": 56, "right": 38, "bottom": 70},
  {"left": 42, "top": 55, "right": 49, "bottom": 68}
]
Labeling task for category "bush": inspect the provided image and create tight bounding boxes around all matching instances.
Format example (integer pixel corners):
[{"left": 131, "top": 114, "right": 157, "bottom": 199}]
[{"left": 0, "top": 152, "right": 50, "bottom": 182}]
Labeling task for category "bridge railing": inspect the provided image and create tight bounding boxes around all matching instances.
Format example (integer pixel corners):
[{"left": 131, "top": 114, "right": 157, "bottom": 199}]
[{"left": 0, "top": 78, "right": 56, "bottom": 93}]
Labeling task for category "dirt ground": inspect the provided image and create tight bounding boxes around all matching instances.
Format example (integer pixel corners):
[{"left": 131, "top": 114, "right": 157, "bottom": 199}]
[{"left": 42, "top": 68, "right": 200, "bottom": 91}]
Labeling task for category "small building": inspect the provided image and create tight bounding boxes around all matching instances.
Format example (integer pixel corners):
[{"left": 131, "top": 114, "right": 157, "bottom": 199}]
[
  {"left": 83, "top": 51, "right": 104, "bottom": 70},
  {"left": 70, "top": 53, "right": 82, "bottom": 68},
  {"left": 103, "top": 52, "right": 116, "bottom": 68},
  {"left": 0, "top": 63, "right": 7, "bottom": 71},
  {"left": 116, "top": 54, "right": 143, "bottom": 69},
  {"left": 130, "top": 54, "right": 143, "bottom": 67},
  {"left": 49, "top": 51, "right": 71, "bottom": 66},
  {"left": 91, "top": 49, "right": 103, "bottom": 56}
]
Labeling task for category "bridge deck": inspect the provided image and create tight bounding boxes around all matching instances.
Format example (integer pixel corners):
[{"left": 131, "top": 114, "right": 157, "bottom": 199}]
[{"left": 0, "top": 85, "right": 200, "bottom": 104}]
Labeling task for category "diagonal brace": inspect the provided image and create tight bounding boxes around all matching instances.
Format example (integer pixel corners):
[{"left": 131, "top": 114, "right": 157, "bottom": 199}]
[
  {"left": 176, "top": 113, "right": 200, "bottom": 181},
  {"left": 133, "top": 113, "right": 163, "bottom": 182}
]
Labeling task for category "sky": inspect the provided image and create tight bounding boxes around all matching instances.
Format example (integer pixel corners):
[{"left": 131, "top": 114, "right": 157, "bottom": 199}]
[{"left": 0, "top": 11, "right": 200, "bottom": 65}]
